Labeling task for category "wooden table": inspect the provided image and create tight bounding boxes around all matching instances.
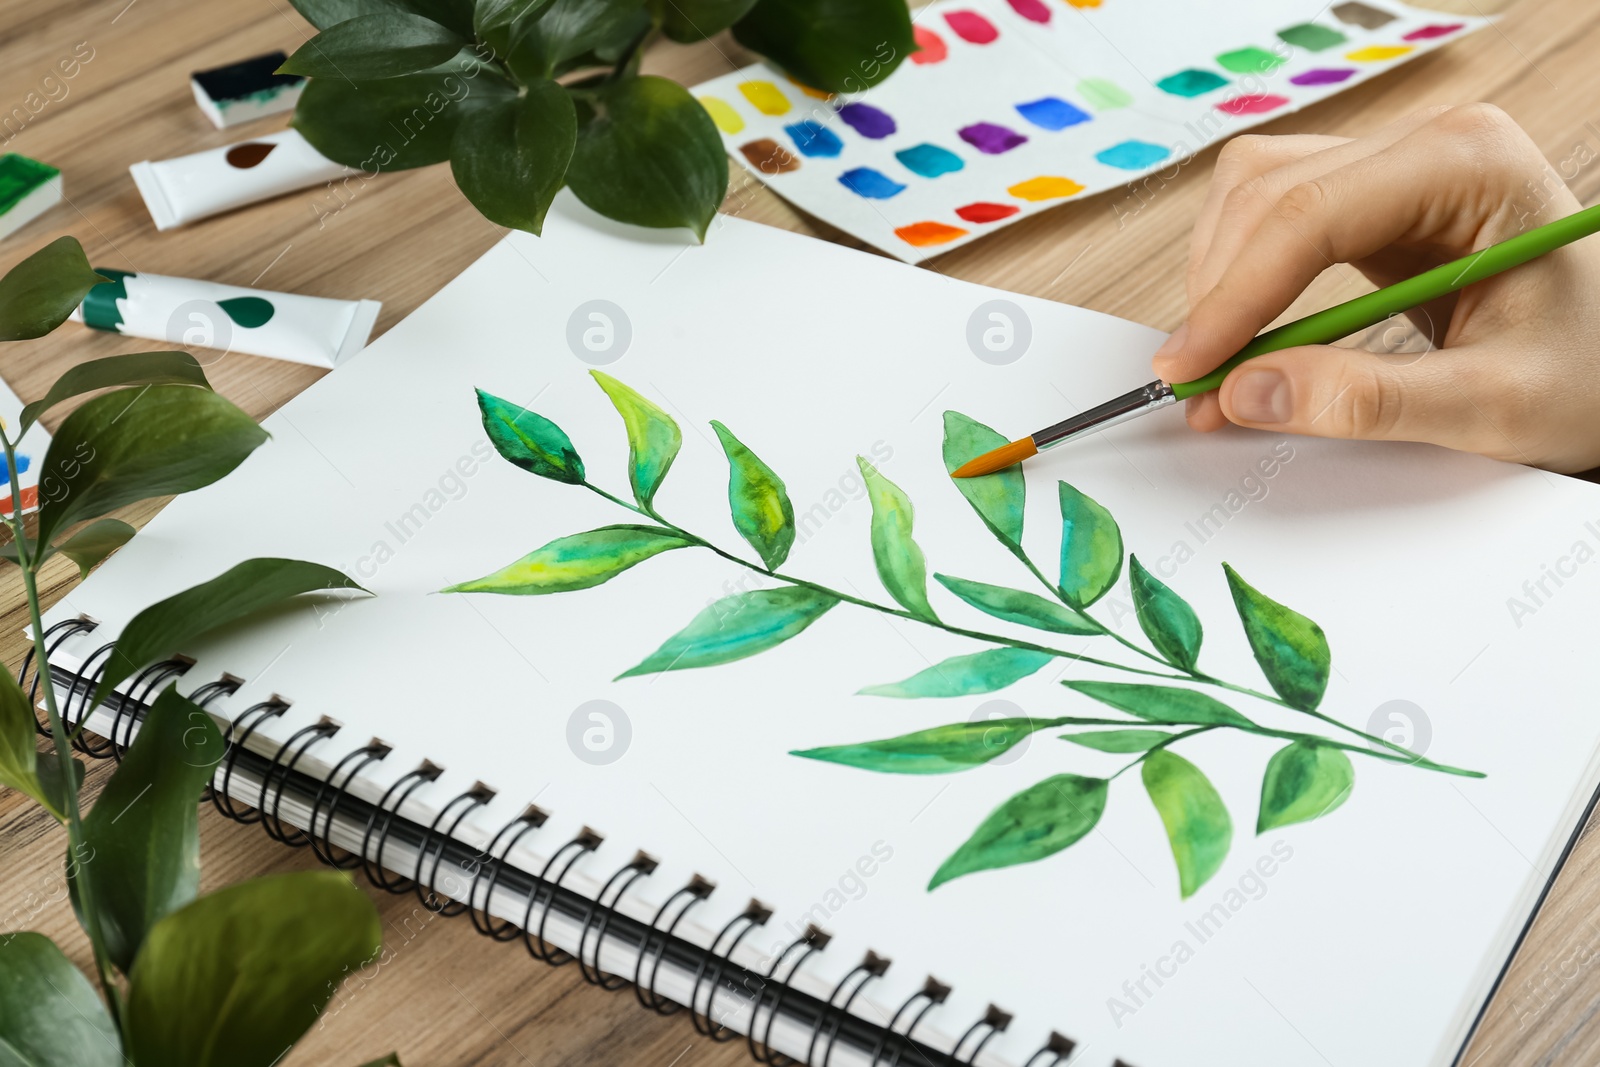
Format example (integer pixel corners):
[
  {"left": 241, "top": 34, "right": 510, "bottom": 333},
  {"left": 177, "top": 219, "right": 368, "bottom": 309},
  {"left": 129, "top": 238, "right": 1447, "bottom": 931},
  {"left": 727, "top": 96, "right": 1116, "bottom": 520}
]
[{"left": 1, "top": 0, "right": 1594, "bottom": 1062}]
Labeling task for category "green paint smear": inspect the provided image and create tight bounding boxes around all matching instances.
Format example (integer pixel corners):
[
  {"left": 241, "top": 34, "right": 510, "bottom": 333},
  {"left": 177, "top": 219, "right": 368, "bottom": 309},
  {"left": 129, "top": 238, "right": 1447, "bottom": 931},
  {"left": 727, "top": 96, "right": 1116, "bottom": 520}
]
[
  {"left": 216, "top": 84, "right": 301, "bottom": 111},
  {"left": 1276, "top": 23, "right": 1346, "bottom": 51},
  {"left": 218, "top": 296, "right": 275, "bottom": 328},
  {"left": 1216, "top": 46, "right": 1286, "bottom": 74},
  {"left": 81, "top": 269, "right": 134, "bottom": 333},
  {"left": 1155, "top": 69, "right": 1229, "bottom": 98},
  {"left": 1076, "top": 77, "right": 1133, "bottom": 110},
  {"left": 0, "top": 154, "right": 60, "bottom": 217}
]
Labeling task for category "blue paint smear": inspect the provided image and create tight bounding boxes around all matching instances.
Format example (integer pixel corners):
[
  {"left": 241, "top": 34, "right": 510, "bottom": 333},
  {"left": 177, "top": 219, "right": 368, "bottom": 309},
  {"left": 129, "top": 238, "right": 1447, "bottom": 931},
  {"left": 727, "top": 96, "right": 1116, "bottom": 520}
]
[
  {"left": 838, "top": 167, "right": 906, "bottom": 199},
  {"left": 895, "top": 143, "right": 965, "bottom": 178},
  {"left": 1095, "top": 140, "right": 1171, "bottom": 170},
  {"left": 0, "top": 453, "right": 31, "bottom": 481},
  {"left": 784, "top": 120, "right": 844, "bottom": 158},
  {"left": 1015, "top": 97, "right": 1090, "bottom": 131}
]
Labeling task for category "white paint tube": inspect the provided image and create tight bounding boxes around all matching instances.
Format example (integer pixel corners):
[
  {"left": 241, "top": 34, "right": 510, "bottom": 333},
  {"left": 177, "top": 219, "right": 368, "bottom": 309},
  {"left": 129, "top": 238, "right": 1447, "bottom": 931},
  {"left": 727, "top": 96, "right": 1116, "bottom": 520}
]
[{"left": 129, "top": 129, "right": 351, "bottom": 231}]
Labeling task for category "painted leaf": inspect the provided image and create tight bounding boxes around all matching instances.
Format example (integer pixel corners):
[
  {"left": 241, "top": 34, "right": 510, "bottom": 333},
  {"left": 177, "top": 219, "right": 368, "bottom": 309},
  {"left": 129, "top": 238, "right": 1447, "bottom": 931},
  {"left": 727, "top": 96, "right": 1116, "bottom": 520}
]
[
  {"left": 619, "top": 586, "right": 836, "bottom": 678},
  {"left": 711, "top": 420, "right": 794, "bottom": 570},
  {"left": 450, "top": 81, "right": 576, "bottom": 235},
  {"left": 591, "top": 371, "right": 682, "bottom": 509},
  {"left": 1063, "top": 680, "right": 1254, "bottom": 728},
  {"left": 1061, "top": 729, "right": 1174, "bottom": 753},
  {"left": 0, "top": 659, "right": 63, "bottom": 819},
  {"left": 444, "top": 525, "right": 690, "bottom": 594},
  {"left": 1257, "top": 740, "right": 1355, "bottom": 833},
  {"left": 942, "top": 411, "right": 1023, "bottom": 549},
  {"left": 0, "top": 932, "right": 120, "bottom": 1067},
  {"left": 793, "top": 717, "right": 1065, "bottom": 775},
  {"left": 860, "top": 647, "right": 1052, "bottom": 699},
  {"left": 19, "top": 351, "right": 208, "bottom": 435},
  {"left": 1142, "top": 750, "right": 1233, "bottom": 898},
  {"left": 1223, "top": 563, "right": 1331, "bottom": 711},
  {"left": 858, "top": 456, "right": 936, "bottom": 622},
  {"left": 475, "top": 388, "right": 585, "bottom": 483},
  {"left": 0, "top": 237, "right": 106, "bottom": 343},
  {"left": 929, "top": 774, "right": 1108, "bottom": 888},
  {"left": 934, "top": 574, "right": 1100, "bottom": 636},
  {"left": 1058, "top": 482, "right": 1123, "bottom": 608},
  {"left": 1129, "top": 554, "right": 1202, "bottom": 671},
  {"left": 278, "top": 13, "right": 467, "bottom": 80}
]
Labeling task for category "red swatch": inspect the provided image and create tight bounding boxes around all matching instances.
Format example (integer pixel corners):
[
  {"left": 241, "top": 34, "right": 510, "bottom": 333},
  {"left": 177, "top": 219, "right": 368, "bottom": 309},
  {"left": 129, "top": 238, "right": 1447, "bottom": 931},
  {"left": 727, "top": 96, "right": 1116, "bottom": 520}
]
[
  {"left": 0, "top": 485, "right": 38, "bottom": 514},
  {"left": 1216, "top": 94, "right": 1289, "bottom": 115},
  {"left": 911, "top": 25, "right": 948, "bottom": 64},
  {"left": 956, "top": 202, "right": 1021, "bottom": 224},
  {"left": 1403, "top": 22, "right": 1464, "bottom": 39},
  {"left": 944, "top": 10, "right": 999, "bottom": 44},
  {"left": 1006, "top": 0, "right": 1051, "bottom": 23}
]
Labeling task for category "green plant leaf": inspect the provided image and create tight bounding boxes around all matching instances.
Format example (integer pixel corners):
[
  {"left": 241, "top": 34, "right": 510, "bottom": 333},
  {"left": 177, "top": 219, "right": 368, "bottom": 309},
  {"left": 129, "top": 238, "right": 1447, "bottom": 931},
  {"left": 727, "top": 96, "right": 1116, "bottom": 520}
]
[
  {"left": 358, "top": 1056, "right": 404, "bottom": 1067},
  {"left": 93, "top": 559, "right": 366, "bottom": 708},
  {"left": 0, "top": 237, "right": 106, "bottom": 343},
  {"left": 54, "top": 519, "right": 137, "bottom": 578},
  {"left": 450, "top": 80, "right": 576, "bottom": 234},
  {"left": 732, "top": 0, "right": 912, "bottom": 93},
  {"left": 929, "top": 774, "right": 1107, "bottom": 888},
  {"left": 19, "top": 351, "right": 209, "bottom": 436},
  {"left": 566, "top": 75, "right": 726, "bottom": 241},
  {"left": 124, "top": 871, "right": 381, "bottom": 1067},
  {"left": 0, "top": 932, "right": 120, "bottom": 1067},
  {"left": 859, "top": 647, "right": 1052, "bottom": 699},
  {"left": 1063, "top": 680, "right": 1254, "bottom": 728},
  {"left": 1223, "top": 563, "right": 1331, "bottom": 712},
  {"left": 35, "top": 753, "right": 84, "bottom": 821},
  {"left": 280, "top": 13, "right": 467, "bottom": 79},
  {"left": 444, "top": 524, "right": 690, "bottom": 594},
  {"left": 858, "top": 457, "right": 936, "bottom": 623},
  {"left": 34, "top": 386, "right": 269, "bottom": 549},
  {"left": 1061, "top": 729, "right": 1175, "bottom": 753},
  {"left": 794, "top": 717, "right": 1067, "bottom": 774},
  {"left": 711, "top": 420, "right": 794, "bottom": 570},
  {"left": 475, "top": 388, "right": 585, "bottom": 483},
  {"left": 654, "top": 0, "right": 758, "bottom": 41},
  {"left": 289, "top": 0, "right": 476, "bottom": 35},
  {"left": 505, "top": 0, "right": 649, "bottom": 78},
  {"left": 1257, "top": 740, "right": 1354, "bottom": 833},
  {"left": 1142, "top": 749, "right": 1232, "bottom": 898},
  {"left": 933, "top": 574, "right": 1100, "bottom": 637},
  {"left": 619, "top": 586, "right": 836, "bottom": 678},
  {"left": 74, "top": 685, "right": 223, "bottom": 973},
  {"left": 590, "top": 371, "right": 681, "bottom": 509},
  {"left": 1057, "top": 482, "right": 1122, "bottom": 608},
  {"left": 1129, "top": 554, "right": 1202, "bottom": 671},
  {"left": 0, "top": 663, "right": 67, "bottom": 820},
  {"left": 942, "top": 411, "right": 1023, "bottom": 549},
  {"left": 476, "top": 0, "right": 554, "bottom": 38},
  {"left": 550, "top": 8, "right": 653, "bottom": 74}
]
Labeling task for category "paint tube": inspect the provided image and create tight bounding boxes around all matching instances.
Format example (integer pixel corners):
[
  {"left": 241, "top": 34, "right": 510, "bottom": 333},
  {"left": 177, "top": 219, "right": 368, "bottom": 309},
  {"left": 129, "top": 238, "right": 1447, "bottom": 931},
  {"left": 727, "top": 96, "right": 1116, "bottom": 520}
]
[
  {"left": 70, "top": 269, "right": 381, "bottom": 370},
  {"left": 129, "top": 129, "right": 350, "bottom": 231}
]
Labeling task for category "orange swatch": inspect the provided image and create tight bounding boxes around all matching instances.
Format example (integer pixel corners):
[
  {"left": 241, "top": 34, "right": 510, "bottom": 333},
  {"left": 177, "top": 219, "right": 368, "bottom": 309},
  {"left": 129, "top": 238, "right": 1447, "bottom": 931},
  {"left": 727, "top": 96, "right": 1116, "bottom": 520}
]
[{"left": 895, "top": 221, "right": 969, "bottom": 247}]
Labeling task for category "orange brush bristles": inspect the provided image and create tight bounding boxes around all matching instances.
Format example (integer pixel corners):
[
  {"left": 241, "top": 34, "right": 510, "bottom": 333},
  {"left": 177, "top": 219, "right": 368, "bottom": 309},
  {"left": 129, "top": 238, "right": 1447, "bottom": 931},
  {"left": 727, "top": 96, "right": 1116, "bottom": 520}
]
[{"left": 951, "top": 438, "right": 1037, "bottom": 478}]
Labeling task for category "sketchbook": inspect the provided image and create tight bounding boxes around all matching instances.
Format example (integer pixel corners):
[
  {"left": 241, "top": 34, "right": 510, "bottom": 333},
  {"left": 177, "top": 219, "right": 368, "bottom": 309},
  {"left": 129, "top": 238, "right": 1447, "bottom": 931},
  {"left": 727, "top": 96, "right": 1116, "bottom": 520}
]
[{"left": 39, "top": 195, "right": 1600, "bottom": 1067}]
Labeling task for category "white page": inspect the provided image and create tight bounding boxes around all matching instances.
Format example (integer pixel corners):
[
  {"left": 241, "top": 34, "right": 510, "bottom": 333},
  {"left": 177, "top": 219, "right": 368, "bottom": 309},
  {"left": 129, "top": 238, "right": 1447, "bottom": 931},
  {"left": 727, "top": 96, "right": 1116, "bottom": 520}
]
[
  {"left": 693, "top": 0, "right": 1484, "bottom": 261},
  {"left": 46, "top": 196, "right": 1600, "bottom": 1067}
]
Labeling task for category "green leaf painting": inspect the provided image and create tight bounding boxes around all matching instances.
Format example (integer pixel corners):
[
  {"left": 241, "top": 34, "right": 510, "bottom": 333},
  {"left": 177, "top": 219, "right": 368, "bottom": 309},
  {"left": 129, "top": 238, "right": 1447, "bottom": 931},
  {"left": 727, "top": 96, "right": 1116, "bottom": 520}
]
[
  {"left": 795, "top": 718, "right": 1066, "bottom": 775},
  {"left": 1224, "top": 563, "right": 1332, "bottom": 711},
  {"left": 1257, "top": 740, "right": 1355, "bottom": 833},
  {"left": 860, "top": 647, "right": 1052, "bottom": 699},
  {"left": 1142, "top": 750, "right": 1233, "bottom": 898},
  {"left": 858, "top": 456, "right": 936, "bottom": 622},
  {"left": 1064, "top": 680, "right": 1254, "bottom": 728},
  {"left": 933, "top": 574, "right": 1100, "bottom": 636},
  {"left": 1057, "top": 482, "right": 1122, "bottom": 608},
  {"left": 591, "top": 370, "right": 682, "bottom": 509},
  {"left": 1129, "top": 555, "right": 1202, "bottom": 671},
  {"left": 476, "top": 388, "right": 585, "bottom": 483},
  {"left": 445, "top": 525, "right": 690, "bottom": 594},
  {"left": 0, "top": 933, "right": 121, "bottom": 1067},
  {"left": 942, "top": 411, "right": 1023, "bottom": 550},
  {"left": 1061, "top": 729, "right": 1175, "bottom": 753},
  {"left": 712, "top": 420, "right": 794, "bottom": 570},
  {"left": 619, "top": 586, "right": 836, "bottom": 678},
  {"left": 930, "top": 774, "right": 1108, "bottom": 889}
]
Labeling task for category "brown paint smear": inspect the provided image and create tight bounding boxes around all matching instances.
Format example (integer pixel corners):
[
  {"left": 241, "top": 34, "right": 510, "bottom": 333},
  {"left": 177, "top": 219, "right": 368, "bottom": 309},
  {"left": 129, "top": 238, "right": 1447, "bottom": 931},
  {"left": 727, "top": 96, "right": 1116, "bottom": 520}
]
[
  {"left": 739, "top": 138, "right": 800, "bottom": 175},
  {"left": 1331, "top": 1, "right": 1395, "bottom": 28},
  {"left": 225, "top": 142, "right": 276, "bottom": 168}
]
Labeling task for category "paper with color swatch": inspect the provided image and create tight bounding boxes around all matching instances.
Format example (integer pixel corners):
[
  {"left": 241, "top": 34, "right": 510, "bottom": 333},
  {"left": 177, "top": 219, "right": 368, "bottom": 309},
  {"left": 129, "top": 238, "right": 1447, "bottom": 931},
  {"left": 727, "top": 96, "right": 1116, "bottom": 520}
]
[
  {"left": 694, "top": 0, "right": 1485, "bottom": 261},
  {"left": 0, "top": 376, "right": 50, "bottom": 515}
]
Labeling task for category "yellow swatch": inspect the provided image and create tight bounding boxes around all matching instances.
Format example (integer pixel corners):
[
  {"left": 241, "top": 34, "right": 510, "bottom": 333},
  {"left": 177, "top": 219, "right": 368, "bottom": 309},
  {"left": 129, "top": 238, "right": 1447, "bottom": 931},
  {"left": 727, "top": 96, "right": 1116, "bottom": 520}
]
[
  {"left": 699, "top": 96, "right": 744, "bottom": 134},
  {"left": 1008, "top": 176, "right": 1086, "bottom": 201},
  {"left": 1063, "top": 0, "right": 1102, "bottom": 7},
  {"left": 1346, "top": 44, "right": 1413, "bottom": 61},
  {"left": 788, "top": 78, "right": 832, "bottom": 100},
  {"left": 739, "top": 80, "right": 791, "bottom": 116}
]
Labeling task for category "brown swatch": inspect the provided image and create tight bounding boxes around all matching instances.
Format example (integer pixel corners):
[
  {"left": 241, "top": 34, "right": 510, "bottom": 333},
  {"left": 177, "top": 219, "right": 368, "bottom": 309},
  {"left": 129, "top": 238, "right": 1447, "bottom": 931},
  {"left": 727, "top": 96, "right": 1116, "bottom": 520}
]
[
  {"left": 225, "top": 142, "right": 276, "bottom": 169},
  {"left": 740, "top": 138, "right": 800, "bottom": 175},
  {"left": 1331, "top": 1, "right": 1395, "bottom": 29}
]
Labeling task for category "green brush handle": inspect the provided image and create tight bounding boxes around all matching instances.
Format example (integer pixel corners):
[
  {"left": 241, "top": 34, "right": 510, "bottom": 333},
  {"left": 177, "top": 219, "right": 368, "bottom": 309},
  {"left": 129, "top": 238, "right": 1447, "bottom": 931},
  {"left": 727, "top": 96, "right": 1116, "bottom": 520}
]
[{"left": 1170, "top": 201, "right": 1600, "bottom": 401}]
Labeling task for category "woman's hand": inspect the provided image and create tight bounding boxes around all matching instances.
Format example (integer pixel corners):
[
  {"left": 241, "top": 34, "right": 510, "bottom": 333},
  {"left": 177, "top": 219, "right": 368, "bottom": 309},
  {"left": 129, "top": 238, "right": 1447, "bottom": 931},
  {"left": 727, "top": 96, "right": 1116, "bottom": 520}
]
[{"left": 1153, "top": 104, "right": 1600, "bottom": 473}]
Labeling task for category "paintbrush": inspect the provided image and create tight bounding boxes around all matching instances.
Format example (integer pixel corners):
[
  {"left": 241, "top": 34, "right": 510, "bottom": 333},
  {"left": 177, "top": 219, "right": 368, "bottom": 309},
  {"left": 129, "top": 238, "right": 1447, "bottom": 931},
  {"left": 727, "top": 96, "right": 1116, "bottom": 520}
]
[{"left": 953, "top": 201, "right": 1600, "bottom": 478}]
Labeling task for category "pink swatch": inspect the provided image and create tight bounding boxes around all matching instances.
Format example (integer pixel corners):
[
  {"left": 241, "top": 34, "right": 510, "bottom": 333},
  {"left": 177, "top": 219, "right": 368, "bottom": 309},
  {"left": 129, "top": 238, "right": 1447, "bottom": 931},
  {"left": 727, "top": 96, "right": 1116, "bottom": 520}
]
[
  {"left": 944, "top": 10, "right": 1000, "bottom": 44},
  {"left": 1216, "top": 94, "right": 1289, "bottom": 115},
  {"left": 912, "top": 25, "right": 949, "bottom": 64},
  {"left": 1403, "top": 22, "right": 1464, "bottom": 40},
  {"left": 1006, "top": 0, "right": 1052, "bottom": 24}
]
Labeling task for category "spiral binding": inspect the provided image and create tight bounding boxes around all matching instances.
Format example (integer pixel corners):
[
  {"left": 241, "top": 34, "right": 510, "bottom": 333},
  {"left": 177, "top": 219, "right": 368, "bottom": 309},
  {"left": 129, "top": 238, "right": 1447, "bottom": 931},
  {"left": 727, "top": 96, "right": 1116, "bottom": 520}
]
[{"left": 26, "top": 640, "right": 1087, "bottom": 1067}]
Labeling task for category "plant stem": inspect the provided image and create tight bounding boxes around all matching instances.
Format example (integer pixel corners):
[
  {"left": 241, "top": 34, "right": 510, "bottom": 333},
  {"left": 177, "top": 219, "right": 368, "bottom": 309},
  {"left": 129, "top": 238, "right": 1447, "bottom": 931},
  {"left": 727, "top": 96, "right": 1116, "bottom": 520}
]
[{"left": 1109, "top": 726, "right": 1215, "bottom": 780}]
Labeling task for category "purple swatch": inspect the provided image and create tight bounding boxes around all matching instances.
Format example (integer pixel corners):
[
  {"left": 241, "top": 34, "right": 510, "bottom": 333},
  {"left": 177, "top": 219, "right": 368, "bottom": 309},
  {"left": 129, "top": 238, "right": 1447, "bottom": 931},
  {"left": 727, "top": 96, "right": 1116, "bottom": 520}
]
[
  {"left": 958, "top": 122, "right": 1027, "bottom": 154},
  {"left": 1291, "top": 67, "right": 1356, "bottom": 86},
  {"left": 837, "top": 103, "right": 896, "bottom": 139}
]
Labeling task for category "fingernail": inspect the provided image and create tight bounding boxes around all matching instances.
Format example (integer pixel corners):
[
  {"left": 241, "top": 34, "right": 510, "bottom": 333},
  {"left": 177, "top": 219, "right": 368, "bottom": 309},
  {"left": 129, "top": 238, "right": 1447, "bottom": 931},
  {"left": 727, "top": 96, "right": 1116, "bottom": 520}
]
[
  {"left": 1151, "top": 322, "right": 1188, "bottom": 379},
  {"left": 1229, "top": 369, "right": 1293, "bottom": 424}
]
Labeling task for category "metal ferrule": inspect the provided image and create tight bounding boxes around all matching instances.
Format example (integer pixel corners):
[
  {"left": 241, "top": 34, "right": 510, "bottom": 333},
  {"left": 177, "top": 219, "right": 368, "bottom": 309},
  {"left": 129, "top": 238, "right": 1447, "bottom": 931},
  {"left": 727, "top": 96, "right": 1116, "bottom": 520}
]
[{"left": 1033, "top": 380, "right": 1176, "bottom": 452}]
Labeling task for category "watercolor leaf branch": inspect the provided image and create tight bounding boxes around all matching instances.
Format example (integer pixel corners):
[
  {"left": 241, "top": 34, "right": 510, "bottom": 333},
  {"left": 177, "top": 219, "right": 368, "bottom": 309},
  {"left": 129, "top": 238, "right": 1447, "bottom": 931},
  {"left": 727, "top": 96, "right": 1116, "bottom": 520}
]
[
  {"left": 0, "top": 238, "right": 396, "bottom": 1067},
  {"left": 448, "top": 373, "right": 1483, "bottom": 899},
  {"left": 281, "top": 0, "right": 914, "bottom": 239}
]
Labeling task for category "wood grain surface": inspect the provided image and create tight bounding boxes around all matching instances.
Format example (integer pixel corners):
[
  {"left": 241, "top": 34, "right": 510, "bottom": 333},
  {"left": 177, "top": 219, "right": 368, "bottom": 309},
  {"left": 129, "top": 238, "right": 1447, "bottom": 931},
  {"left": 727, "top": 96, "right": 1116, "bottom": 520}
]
[{"left": 0, "top": 0, "right": 1593, "bottom": 1063}]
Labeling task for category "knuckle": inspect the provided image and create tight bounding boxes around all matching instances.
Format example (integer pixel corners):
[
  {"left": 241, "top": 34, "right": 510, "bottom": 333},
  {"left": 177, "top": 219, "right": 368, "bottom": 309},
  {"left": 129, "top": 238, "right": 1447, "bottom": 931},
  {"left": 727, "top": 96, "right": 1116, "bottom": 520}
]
[
  {"left": 1433, "top": 101, "right": 1518, "bottom": 143},
  {"left": 1275, "top": 179, "right": 1330, "bottom": 225},
  {"left": 1336, "top": 365, "right": 1405, "bottom": 438}
]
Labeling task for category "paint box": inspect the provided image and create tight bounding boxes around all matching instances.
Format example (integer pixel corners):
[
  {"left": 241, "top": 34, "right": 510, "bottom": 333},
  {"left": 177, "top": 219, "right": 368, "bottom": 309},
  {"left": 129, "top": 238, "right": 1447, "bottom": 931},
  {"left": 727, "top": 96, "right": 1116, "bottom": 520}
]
[
  {"left": 129, "top": 129, "right": 350, "bottom": 231},
  {"left": 70, "top": 269, "right": 381, "bottom": 370},
  {"left": 0, "top": 154, "right": 62, "bottom": 241},
  {"left": 191, "top": 51, "right": 305, "bottom": 129}
]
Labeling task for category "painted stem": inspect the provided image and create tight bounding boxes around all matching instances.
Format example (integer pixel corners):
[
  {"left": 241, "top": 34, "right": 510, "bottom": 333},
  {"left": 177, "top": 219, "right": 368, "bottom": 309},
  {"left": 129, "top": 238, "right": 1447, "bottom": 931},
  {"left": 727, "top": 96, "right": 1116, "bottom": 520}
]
[{"left": 1109, "top": 725, "right": 1214, "bottom": 780}]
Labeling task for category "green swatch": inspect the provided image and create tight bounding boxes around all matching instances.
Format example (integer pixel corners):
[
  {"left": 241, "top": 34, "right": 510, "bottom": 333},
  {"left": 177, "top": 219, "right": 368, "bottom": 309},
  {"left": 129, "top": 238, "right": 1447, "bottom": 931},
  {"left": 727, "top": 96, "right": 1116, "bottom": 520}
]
[
  {"left": 1216, "top": 46, "right": 1286, "bottom": 73},
  {"left": 1277, "top": 23, "right": 1346, "bottom": 51},
  {"left": 1076, "top": 77, "right": 1132, "bottom": 110}
]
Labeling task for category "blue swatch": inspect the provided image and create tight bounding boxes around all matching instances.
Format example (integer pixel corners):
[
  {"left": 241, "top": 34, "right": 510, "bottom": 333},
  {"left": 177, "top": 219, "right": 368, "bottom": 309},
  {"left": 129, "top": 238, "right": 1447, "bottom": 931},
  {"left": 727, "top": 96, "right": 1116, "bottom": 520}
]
[
  {"left": 1096, "top": 140, "right": 1171, "bottom": 170},
  {"left": 838, "top": 167, "right": 906, "bottom": 199},
  {"left": 895, "top": 143, "right": 964, "bottom": 178},
  {"left": 0, "top": 454, "right": 30, "bottom": 481},
  {"left": 784, "top": 120, "right": 843, "bottom": 158},
  {"left": 1155, "top": 69, "right": 1228, "bottom": 97},
  {"left": 1014, "top": 97, "right": 1090, "bottom": 131}
]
